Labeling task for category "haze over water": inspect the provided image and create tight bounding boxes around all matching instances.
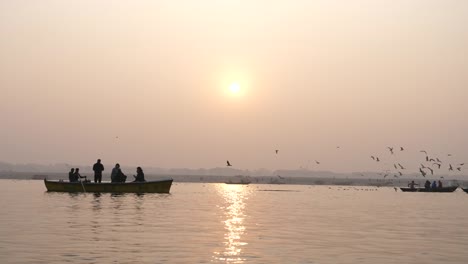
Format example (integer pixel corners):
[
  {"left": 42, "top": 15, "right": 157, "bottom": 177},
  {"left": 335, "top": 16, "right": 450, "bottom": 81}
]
[
  {"left": 1, "top": 1, "right": 467, "bottom": 173},
  {"left": 1, "top": 1, "right": 468, "bottom": 263},
  {"left": 1, "top": 180, "right": 468, "bottom": 263}
]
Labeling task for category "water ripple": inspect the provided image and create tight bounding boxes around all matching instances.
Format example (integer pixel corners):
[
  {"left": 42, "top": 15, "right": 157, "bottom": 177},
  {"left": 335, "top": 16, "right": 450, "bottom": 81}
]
[{"left": 0, "top": 180, "right": 468, "bottom": 263}]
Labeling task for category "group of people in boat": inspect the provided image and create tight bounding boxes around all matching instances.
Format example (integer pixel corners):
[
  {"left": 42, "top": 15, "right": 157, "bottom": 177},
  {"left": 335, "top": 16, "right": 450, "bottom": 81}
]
[
  {"left": 68, "top": 159, "right": 146, "bottom": 183},
  {"left": 408, "top": 180, "right": 443, "bottom": 189},
  {"left": 68, "top": 168, "right": 86, "bottom": 182}
]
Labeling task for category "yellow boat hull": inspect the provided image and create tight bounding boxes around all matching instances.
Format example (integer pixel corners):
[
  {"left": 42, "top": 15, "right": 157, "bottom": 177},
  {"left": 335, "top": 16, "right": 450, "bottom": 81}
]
[{"left": 44, "top": 179, "right": 173, "bottom": 193}]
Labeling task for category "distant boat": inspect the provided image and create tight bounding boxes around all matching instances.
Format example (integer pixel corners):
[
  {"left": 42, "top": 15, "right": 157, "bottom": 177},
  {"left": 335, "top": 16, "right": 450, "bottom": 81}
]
[
  {"left": 269, "top": 178, "right": 286, "bottom": 184},
  {"left": 32, "top": 175, "right": 48, "bottom": 180},
  {"left": 225, "top": 175, "right": 251, "bottom": 185},
  {"left": 400, "top": 186, "right": 458, "bottom": 193},
  {"left": 225, "top": 181, "right": 251, "bottom": 185},
  {"left": 44, "top": 179, "right": 173, "bottom": 193}
]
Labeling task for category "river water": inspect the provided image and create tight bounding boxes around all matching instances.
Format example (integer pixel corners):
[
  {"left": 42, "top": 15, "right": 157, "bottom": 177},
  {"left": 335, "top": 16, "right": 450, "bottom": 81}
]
[{"left": 1, "top": 180, "right": 468, "bottom": 263}]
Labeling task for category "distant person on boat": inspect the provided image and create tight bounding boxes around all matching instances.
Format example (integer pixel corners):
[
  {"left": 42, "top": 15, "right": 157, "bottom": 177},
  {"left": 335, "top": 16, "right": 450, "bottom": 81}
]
[
  {"left": 438, "top": 180, "right": 443, "bottom": 188},
  {"left": 133, "top": 167, "right": 146, "bottom": 182},
  {"left": 424, "top": 180, "right": 431, "bottom": 189},
  {"left": 74, "top": 168, "right": 86, "bottom": 182},
  {"left": 93, "top": 159, "right": 104, "bottom": 183},
  {"left": 408, "top": 180, "right": 418, "bottom": 189},
  {"left": 431, "top": 181, "right": 437, "bottom": 189},
  {"left": 69, "top": 168, "right": 77, "bottom": 182},
  {"left": 111, "top": 163, "right": 127, "bottom": 183},
  {"left": 111, "top": 164, "right": 119, "bottom": 182}
]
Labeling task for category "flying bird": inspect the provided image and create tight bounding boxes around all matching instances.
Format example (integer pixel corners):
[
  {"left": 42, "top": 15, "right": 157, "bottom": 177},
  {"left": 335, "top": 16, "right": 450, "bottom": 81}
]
[
  {"left": 387, "top": 147, "right": 394, "bottom": 155},
  {"left": 459, "top": 163, "right": 465, "bottom": 166},
  {"left": 398, "top": 163, "right": 405, "bottom": 170},
  {"left": 394, "top": 164, "right": 398, "bottom": 169},
  {"left": 429, "top": 158, "right": 435, "bottom": 162},
  {"left": 315, "top": 160, "right": 320, "bottom": 164},
  {"left": 448, "top": 154, "right": 452, "bottom": 156},
  {"left": 371, "top": 156, "right": 375, "bottom": 160},
  {"left": 376, "top": 157, "right": 380, "bottom": 162},
  {"left": 436, "top": 158, "right": 442, "bottom": 163},
  {"left": 275, "top": 150, "right": 279, "bottom": 154},
  {"left": 426, "top": 156, "right": 429, "bottom": 162},
  {"left": 427, "top": 167, "right": 434, "bottom": 175},
  {"left": 400, "top": 147, "right": 404, "bottom": 151},
  {"left": 420, "top": 150, "right": 427, "bottom": 154},
  {"left": 457, "top": 167, "right": 462, "bottom": 171},
  {"left": 226, "top": 160, "right": 232, "bottom": 167},
  {"left": 398, "top": 171, "right": 403, "bottom": 176},
  {"left": 449, "top": 164, "right": 453, "bottom": 171},
  {"left": 433, "top": 163, "right": 442, "bottom": 169},
  {"left": 420, "top": 164, "right": 426, "bottom": 169},
  {"left": 419, "top": 168, "right": 427, "bottom": 177}
]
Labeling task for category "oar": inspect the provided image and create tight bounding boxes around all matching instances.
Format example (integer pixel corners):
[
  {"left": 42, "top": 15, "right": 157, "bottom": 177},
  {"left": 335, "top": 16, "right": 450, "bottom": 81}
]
[{"left": 80, "top": 178, "right": 87, "bottom": 193}]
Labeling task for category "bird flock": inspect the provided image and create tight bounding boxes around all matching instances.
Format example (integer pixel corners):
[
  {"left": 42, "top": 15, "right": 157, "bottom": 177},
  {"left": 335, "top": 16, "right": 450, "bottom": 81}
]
[
  {"left": 226, "top": 146, "right": 465, "bottom": 179},
  {"left": 369, "top": 147, "right": 465, "bottom": 179}
]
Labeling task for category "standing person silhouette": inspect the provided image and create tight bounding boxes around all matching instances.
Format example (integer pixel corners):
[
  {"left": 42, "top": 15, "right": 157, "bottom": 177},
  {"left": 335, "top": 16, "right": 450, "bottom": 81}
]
[{"left": 93, "top": 159, "right": 104, "bottom": 183}]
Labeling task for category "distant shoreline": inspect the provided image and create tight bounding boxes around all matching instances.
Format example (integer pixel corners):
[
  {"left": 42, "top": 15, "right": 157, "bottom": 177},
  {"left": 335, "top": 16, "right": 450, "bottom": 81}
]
[{"left": 1, "top": 172, "right": 466, "bottom": 187}]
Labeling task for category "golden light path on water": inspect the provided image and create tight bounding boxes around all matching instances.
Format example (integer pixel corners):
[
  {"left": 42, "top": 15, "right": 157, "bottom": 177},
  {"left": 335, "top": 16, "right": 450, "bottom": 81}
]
[{"left": 213, "top": 184, "right": 252, "bottom": 263}]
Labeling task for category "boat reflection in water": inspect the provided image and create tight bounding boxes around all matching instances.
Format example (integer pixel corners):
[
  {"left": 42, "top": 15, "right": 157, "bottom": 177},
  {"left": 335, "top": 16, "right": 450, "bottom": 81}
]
[{"left": 213, "top": 184, "right": 252, "bottom": 263}]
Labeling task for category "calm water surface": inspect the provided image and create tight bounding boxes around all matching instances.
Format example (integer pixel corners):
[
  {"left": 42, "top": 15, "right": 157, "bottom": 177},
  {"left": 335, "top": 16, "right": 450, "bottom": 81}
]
[{"left": 1, "top": 180, "right": 468, "bottom": 263}]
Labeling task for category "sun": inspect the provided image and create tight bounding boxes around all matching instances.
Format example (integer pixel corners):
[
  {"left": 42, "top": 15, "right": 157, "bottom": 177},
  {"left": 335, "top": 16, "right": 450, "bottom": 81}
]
[{"left": 229, "top": 82, "right": 241, "bottom": 94}]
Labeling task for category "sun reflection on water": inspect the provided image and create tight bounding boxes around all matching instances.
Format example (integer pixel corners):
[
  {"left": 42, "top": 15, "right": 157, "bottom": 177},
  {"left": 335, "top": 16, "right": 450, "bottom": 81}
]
[{"left": 213, "top": 184, "right": 252, "bottom": 263}]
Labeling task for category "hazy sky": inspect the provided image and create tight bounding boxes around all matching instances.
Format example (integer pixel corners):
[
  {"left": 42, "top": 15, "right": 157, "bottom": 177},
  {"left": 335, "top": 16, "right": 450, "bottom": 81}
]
[{"left": 1, "top": 1, "right": 467, "bottom": 173}]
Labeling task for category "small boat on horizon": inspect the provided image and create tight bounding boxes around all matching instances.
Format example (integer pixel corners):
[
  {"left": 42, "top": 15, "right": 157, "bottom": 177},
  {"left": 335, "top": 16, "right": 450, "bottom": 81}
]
[
  {"left": 225, "top": 175, "right": 252, "bottom": 185},
  {"left": 44, "top": 179, "right": 173, "bottom": 193},
  {"left": 400, "top": 186, "right": 458, "bottom": 193},
  {"left": 225, "top": 181, "right": 251, "bottom": 185},
  {"left": 32, "top": 175, "right": 48, "bottom": 180}
]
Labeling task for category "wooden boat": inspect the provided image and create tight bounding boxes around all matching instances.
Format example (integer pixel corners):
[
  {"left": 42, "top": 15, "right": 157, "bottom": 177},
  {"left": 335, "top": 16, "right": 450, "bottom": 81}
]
[
  {"left": 44, "top": 179, "right": 173, "bottom": 193},
  {"left": 400, "top": 186, "right": 458, "bottom": 193}
]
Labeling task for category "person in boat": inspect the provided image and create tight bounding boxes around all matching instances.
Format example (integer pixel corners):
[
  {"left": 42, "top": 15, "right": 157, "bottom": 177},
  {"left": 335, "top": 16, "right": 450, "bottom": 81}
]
[
  {"left": 133, "top": 167, "right": 146, "bottom": 182},
  {"left": 438, "top": 180, "right": 443, "bottom": 188},
  {"left": 74, "top": 168, "right": 87, "bottom": 182},
  {"left": 69, "top": 168, "right": 77, "bottom": 182},
  {"left": 408, "top": 180, "right": 418, "bottom": 189},
  {"left": 111, "top": 163, "right": 127, "bottom": 183},
  {"left": 431, "top": 180, "right": 437, "bottom": 189},
  {"left": 424, "top": 180, "right": 431, "bottom": 189},
  {"left": 93, "top": 159, "right": 104, "bottom": 183}
]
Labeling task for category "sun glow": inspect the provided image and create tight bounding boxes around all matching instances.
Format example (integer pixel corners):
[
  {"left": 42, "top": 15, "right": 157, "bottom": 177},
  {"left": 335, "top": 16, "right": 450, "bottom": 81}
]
[
  {"left": 229, "top": 82, "right": 241, "bottom": 94},
  {"left": 218, "top": 71, "right": 251, "bottom": 100}
]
